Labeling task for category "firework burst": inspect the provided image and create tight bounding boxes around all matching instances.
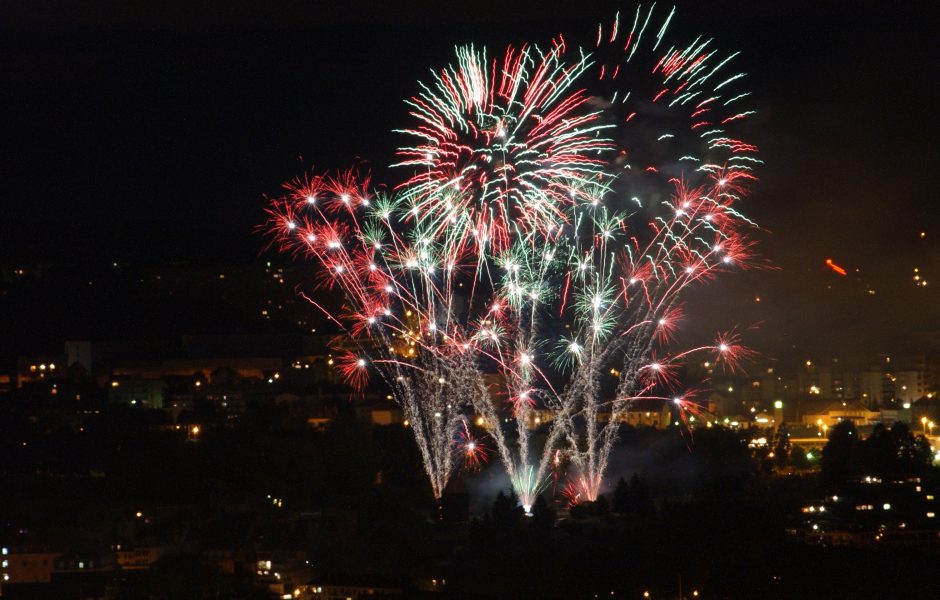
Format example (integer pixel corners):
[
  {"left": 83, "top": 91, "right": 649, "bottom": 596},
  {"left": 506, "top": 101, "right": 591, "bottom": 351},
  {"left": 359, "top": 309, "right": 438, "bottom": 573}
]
[
  {"left": 264, "top": 5, "right": 763, "bottom": 510},
  {"left": 264, "top": 167, "right": 488, "bottom": 502},
  {"left": 457, "top": 421, "right": 490, "bottom": 471},
  {"left": 394, "top": 42, "right": 616, "bottom": 256}
]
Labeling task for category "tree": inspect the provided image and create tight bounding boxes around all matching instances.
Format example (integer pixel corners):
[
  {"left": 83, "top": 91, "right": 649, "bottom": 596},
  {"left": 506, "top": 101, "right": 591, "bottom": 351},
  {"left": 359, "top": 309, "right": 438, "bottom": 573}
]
[
  {"left": 861, "top": 421, "right": 934, "bottom": 479},
  {"left": 772, "top": 424, "right": 791, "bottom": 469},
  {"left": 821, "top": 420, "right": 860, "bottom": 483},
  {"left": 613, "top": 473, "right": 653, "bottom": 515},
  {"left": 530, "top": 495, "right": 555, "bottom": 532},
  {"left": 790, "top": 444, "right": 810, "bottom": 470},
  {"left": 613, "top": 476, "right": 630, "bottom": 514},
  {"left": 492, "top": 490, "right": 524, "bottom": 529},
  {"left": 593, "top": 494, "right": 610, "bottom": 515}
]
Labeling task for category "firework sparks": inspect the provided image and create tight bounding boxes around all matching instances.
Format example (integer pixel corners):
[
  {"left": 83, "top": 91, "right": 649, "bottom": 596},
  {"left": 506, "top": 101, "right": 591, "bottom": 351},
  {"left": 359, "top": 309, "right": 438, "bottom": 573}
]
[
  {"left": 264, "top": 6, "right": 762, "bottom": 509},
  {"left": 561, "top": 473, "right": 603, "bottom": 507},
  {"left": 394, "top": 42, "right": 616, "bottom": 257},
  {"left": 264, "top": 167, "right": 489, "bottom": 502},
  {"left": 458, "top": 420, "right": 489, "bottom": 470}
]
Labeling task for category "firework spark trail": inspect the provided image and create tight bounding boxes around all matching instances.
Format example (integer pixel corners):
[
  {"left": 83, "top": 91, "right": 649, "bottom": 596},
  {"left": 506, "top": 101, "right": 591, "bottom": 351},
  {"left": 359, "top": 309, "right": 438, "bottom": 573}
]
[
  {"left": 263, "top": 169, "right": 490, "bottom": 502},
  {"left": 556, "top": 177, "right": 761, "bottom": 500},
  {"left": 397, "top": 8, "right": 759, "bottom": 504},
  {"left": 389, "top": 9, "right": 760, "bottom": 503},
  {"left": 555, "top": 8, "right": 762, "bottom": 500},
  {"left": 403, "top": 9, "right": 759, "bottom": 506},
  {"left": 265, "top": 5, "right": 762, "bottom": 509}
]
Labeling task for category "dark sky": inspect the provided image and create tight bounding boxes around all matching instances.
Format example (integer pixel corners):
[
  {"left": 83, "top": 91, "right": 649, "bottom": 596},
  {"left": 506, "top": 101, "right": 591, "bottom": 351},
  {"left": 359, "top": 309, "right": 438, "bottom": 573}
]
[{"left": 1, "top": 1, "right": 937, "bottom": 366}]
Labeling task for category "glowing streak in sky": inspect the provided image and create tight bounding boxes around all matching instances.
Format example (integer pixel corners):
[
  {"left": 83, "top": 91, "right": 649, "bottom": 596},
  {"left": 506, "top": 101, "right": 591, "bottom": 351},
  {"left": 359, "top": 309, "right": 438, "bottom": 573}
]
[{"left": 825, "top": 258, "right": 847, "bottom": 276}]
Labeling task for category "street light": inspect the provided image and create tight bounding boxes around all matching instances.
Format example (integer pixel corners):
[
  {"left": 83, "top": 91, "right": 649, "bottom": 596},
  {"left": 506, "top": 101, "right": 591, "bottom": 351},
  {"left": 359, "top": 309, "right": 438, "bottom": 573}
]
[{"left": 922, "top": 416, "right": 929, "bottom": 435}]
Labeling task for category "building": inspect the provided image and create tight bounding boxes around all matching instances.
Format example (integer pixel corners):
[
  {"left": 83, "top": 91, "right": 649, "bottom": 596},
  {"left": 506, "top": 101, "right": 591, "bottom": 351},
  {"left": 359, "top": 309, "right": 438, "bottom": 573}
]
[
  {"left": 894, "top": 370, "right": 928, "bottom": 405},
  {"left": 912, "top": 395, "right": 940, "bottom": 426},
  {"left": 114, "top": 546, "right": 165, "bottom": 570},
  {"left": 858, "top": 366, "right": 929, "bottom": 407},
  {"left": 369, "top": 406, "right": 404, "bottom": 426},
  {"left": 53, "top": 550, "right": 115, "bottom": 575},
  {"left": 254, "top": 555, "right": 313, "bottom": 599},
  {"left": 13, "top": 356, "right": 64, "bottom": 388},
  {"left": 109, "top": 377, "right": 165, "bottom": 409},
  {"left": 50, "top": 550, "right": 116, "bottom": 598},
  {"left": 64, "top": 340, "right": 93, "bottom": 373},
  {"left": 598, "top": 399, "right": 672, "bottom": 429},
  {"left": 0, "top": 548, "right": 62, "bottom": 584},
  {"left": 793, "top": 476, "right": 939, "bottom": 547},
  {"left": 112, "top": 356, "right": 282, "bottom": 382},
  {"left": 859, "top": 370, "right": 889, "bottom": 407},
  {"left": 301, "top": 577, "right": 402, "bottom": 599},
  {"left": 802, "top": 400, "right": 881, "bottom": 428}
]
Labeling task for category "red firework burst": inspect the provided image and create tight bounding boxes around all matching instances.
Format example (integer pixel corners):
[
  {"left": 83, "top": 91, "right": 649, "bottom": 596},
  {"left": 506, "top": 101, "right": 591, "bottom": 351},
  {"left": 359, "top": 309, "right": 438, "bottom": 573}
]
[
  {"left": 457, "top": 421, "right": 489, "bottom": 471},
  {"left": 335, "top": 352, "right": 370, "bottom": 390}
]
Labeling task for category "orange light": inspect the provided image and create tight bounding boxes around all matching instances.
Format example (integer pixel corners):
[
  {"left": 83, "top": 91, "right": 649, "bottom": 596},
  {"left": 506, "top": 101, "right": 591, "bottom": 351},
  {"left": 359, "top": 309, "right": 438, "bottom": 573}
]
[{"left": 825, "top": 259, "right": 847, "bottom": 276}]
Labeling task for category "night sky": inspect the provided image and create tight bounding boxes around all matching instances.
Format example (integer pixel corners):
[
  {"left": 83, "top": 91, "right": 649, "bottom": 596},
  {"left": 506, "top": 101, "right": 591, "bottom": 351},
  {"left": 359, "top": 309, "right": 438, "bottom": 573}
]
[{"left": 1, "top": 1, "right": 937, "bottom": 366}]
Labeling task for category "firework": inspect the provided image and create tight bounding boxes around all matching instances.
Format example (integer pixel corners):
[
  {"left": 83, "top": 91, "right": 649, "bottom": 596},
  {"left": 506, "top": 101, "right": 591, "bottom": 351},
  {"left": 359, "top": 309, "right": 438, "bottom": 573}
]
[
  {"left": 394, "top": 10, "right": 759, "bottom": 503},
  {"left": 266, "top": 5, "right": 762, "bottom": 509},
  {"left": 554, "top": 8, "right": 761, "bottom": 500},
  {"left": 264, "top": 168, "right": 489, "bottom": 502},
  {"left": 394, "top": 41, "right": 615, "bottom": 257},
  {"left": 561, "top": 474, "right": 602, "bottom": 508},
  {"left": 458, "top": 420, "right": 489, "bottom": 471}
]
